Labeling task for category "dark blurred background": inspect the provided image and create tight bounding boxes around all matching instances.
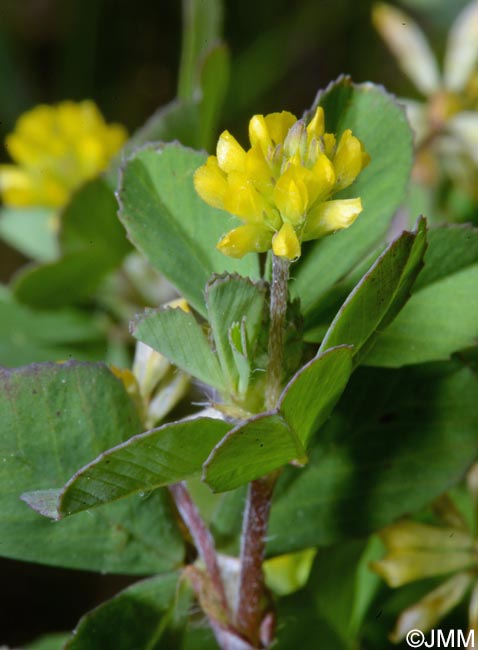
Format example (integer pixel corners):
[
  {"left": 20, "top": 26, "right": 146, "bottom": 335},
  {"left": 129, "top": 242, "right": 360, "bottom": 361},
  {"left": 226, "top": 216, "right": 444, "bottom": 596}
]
[{"left": 0, "top": 0, "right": 469, "bottom": 645}]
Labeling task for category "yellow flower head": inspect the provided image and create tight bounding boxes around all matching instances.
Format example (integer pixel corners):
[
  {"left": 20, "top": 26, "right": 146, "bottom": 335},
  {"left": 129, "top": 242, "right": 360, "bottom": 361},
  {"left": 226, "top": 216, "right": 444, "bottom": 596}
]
[
  {"left": 0, "top": 100, "right": 127, "bottom": 208},
  {"left": 194, "top": 107, "right": 370, "bottom": 259}
]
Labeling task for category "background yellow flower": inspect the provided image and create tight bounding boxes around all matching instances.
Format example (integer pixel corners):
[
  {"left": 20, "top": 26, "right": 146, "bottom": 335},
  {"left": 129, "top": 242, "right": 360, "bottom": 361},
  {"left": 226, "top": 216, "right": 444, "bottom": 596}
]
[{"left": 0, "top": 100, "right": 127, "bottom": 208}]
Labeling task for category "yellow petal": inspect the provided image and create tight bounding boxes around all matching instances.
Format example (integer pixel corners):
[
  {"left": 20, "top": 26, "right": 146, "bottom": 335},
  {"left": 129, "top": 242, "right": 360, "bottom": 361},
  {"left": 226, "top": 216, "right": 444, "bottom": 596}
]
[
  {"left": 379, "top": 520, "right": 474, "bottom": 552},
  {"left": 0, "top": 165, "right": 67, "bottom": 207},
  {"left": 216, "top": 130, "right": 246, "bottom": 173},
  {"left": 333, "top": 130, "right": 369, "bottom": 190},
  {"left": 0, "top": 165, "right": 32, "bottom": 192},
  {"left": 249, "top": 111, "right": 297, "bottom": 156},
  {"left": 193, "top": 156, "right": 228, "bottom": 209},
  {"left": 11, "top": 105, "right": 69, "bottom": 162},
  {"left": 265, "top": 111, "right": 297, "bottom": 146},
  {"left": 264, "top": 548, "right": 317, "bottom": 596},
  {"left": 75, "top": 136, "right": 105, "bottom": 178},
  {"left": 103, "top": 123, "right": 128, "bottom": 157},
  {"left": 272, "top": 222, "right": 301, "bottom": 259},
  {"left": 390, "top": 573, "right": 472, "bottom": 643},
  {"left": 223, "top": 171, "right": 274, "bottom": 223},
  {"left": 79, "top": 100, "right": 103, "bottom": 123},
  {"left": 38, "top": 175, "right": 70, "bottom": 207},
  {"left": 304, "top": 198, "right": 362, "bottom": 240},
  {"left": 245, "top": 145, "right": 274, "bottom": 195},
  {"left": 308, "top": 153, "right": 336, "bottom": 203},
  {"left": 306, "top": 106, "right": 325, "bottom": 142},
  {"left": 0, "top": 166, "right": 36, "bottom": 206},
  {"left": 370, "top": 549, "right": 476, "bottom": 588},
  {"left": 273, "top": 166, "right": 308, "bottom": 225},
  {"left": 322, "top": 132, "right": 336, "bottom": 158},
  {"left": 164, "top": 298, "right": 190, "bottom": 312},
  {"left": 1, "top": 100, "right": 127, "bottom": 208},
  {"left": 56, "top": 101, "right": 87, "bottom": 140},
  {"left": 469, "top": 579, "right": 478, "bottom": 636},
  {"left": 14, "top": 105, "right": 55, "bottom": 146},
  {"left": 5, "top": 132, "right": 46, "bottom": 167},
  {"left": 217, "top": 224, "right": 272, "bottom": 258},
  {"left": 248, "top": 115, "right": 269, "bottom": 156},
  {"left": 110, "top": 365, "right": 141, "bottom": 400}
]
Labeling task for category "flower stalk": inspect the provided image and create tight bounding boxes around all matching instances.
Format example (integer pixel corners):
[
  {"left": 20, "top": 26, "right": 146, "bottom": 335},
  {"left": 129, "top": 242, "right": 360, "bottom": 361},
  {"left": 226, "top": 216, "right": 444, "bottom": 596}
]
[
  {"left": 236, "top": 475, "right": 277, "bottom": 647},
  {"left": 169, "top": 482, "right": 229, "bottom": 616},
  {"left": 236, "top": 253, "right": 290, "bottom": 647},
  {"left": 265, "top": 255, "right": 290, "bottom": 410}
]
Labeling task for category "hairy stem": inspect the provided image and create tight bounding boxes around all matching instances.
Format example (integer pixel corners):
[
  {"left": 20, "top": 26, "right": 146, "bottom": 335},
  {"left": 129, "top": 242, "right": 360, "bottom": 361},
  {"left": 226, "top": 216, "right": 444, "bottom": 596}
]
[
  {"left": 169, "top": 482, "right": 229, "bottom": 615},
  {"left": 236, "top": 475, "right": 276, "bottom": 646},
  {"left": 236, "top": 254, "right": 290, "bottom": 646},
  {"left": 265, "top": 255, "right": 290, "bottom": 410}
]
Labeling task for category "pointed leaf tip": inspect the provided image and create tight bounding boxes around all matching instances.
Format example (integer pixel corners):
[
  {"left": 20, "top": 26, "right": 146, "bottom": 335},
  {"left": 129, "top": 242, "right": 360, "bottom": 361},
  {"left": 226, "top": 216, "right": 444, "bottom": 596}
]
[{"left": 21, "top": 489, "right": 62, "bottom": 520}]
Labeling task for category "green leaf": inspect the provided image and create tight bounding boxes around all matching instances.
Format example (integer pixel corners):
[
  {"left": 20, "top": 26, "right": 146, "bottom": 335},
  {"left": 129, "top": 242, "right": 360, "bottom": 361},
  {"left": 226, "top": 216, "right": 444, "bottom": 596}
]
[
  {"left": 12, "top": 178, "right": 130, "bottom": 309},
  {"left": 293, "top": 77, "right": 414, "bottom": 316},
  {"left": 64, "top": 573, "right": 183, "bottom": 650},
  {"left": 198, "top": 43, "right": 230, "bottom": 150},
  {"left": 0, "top": 362, "right": 184, "bottom": 573},
  {"left": 302, "top": 245, "right": 385, "bottom": 343},
  {"left": 205, "top": 273, "right": 266, "bottom": 392},
  {"left": 279, "top": 346, "right": 354, "bottom": 446},
  {"left": 203, "top": 347, "right": 356, "bottom": 492},
  {"left": 118, "top": 144, "right": 259, "bottom": 316},
  {"left": 0, "top": 296, "right": 104, "bottom": 366},
  {"left": 229, "top": 321, "right": 252, "bottom": 396},
  {"left": 413, "top": 224, "right": 478, "bottom": 291},
  {"left": 130, "top": 100, "right": 200, "bottom": 149},
  {"left": 25, "top": 633, "right": 70, "bottom": 650},
  {"left": 0, "top": 206, "right": 58, "bottom": 262},
  {"left": 365, "top": 265, "right": 478, "bottom": 366},
  {"left": 203, "top": 414, "right": 307, "bottom": 493},
  {"left": 60, "top": 177, "right": 129, "bottom": 262},
  {"left": 309, "top": 538, "right": 382, "bottom": 643},
  {"left": 318, "top": 218, "right": 427, "bottom": 360},
  {"left": 108, "top": 100, "right": 201, "bottom": 185},
  {"left": 12, "top": 250, "right": 116, "bottom": 308},
  {"left": 274, "top": 539, "right": 382, "bottom": 650},
  {"left": 178, "top": 0, "right": 223, "bottom": 101},
  {"left": 267, "top": 361, "right": 478, "bottom": 555},
  {"left": 364, "top": 225, "right": 478, "bottom": 366},
  {"left": 274, "top": 589, "right": 347, "bottom": 650},
  {"left": 23, "top": 417, "right": 231, "bottom": 519},
  {"left": 131, "top": 306, "right": 224, "bottom": 389}
]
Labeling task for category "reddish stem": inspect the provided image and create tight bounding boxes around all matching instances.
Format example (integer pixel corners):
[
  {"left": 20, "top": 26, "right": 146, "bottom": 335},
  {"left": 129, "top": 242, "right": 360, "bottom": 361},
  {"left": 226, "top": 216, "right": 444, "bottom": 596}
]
[
  {"left": 169, "top": 482, "right": 229, "bottom": 615},
  {"left": 236, "top": 475, "right": 276, "bottom": 646},
  {"left": 236, "top": 254, "right": 290, "bottom": 647}
]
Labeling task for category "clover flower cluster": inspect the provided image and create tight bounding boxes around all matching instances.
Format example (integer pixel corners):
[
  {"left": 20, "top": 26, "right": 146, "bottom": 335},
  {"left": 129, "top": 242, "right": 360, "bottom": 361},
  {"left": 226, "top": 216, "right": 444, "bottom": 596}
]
[
  {"left": 0, "top": 101, "right": 126, "bottom": 208},
  {"left": 194, "top": 106, "right": 370, "bottom": 259}
]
